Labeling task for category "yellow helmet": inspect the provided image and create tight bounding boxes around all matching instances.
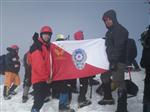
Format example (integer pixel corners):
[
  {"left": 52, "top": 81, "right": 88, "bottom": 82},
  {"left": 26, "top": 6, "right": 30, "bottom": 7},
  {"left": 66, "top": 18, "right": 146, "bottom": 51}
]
[{"left": 56, "top": 34, "right": 65, "bottom": 41}]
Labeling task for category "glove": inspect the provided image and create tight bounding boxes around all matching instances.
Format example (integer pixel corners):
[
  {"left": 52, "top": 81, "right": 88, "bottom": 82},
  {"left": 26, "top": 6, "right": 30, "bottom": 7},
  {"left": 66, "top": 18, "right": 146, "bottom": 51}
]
[
  {"left": 32, "top": 32, "right": 39, "bottom": 42},
  {"left": 30, "top": 32, "right": 42, "bottom": 53}
]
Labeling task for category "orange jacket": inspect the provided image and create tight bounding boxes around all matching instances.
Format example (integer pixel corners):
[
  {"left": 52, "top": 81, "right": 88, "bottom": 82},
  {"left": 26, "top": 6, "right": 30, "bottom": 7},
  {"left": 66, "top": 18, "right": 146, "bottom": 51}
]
[{"left": 30, "top": 38, "right": 51, "bottom": 84}]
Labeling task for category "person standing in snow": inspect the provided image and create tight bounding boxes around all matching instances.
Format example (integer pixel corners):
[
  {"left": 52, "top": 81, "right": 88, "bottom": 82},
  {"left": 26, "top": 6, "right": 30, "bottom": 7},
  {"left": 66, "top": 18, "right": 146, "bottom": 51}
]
[
  {"left": 99, "top": 10, "right": 128, "bottom": 112},
  {"left": 22, "top": 51, "right": 32, "bottom": 103},
  {"left": 3, "top": 45, "right": 21, "bottom": 100},
  {"left": 140, "top": 25, "right": 150, "bottom": 112},
  {"left": 74, "top": 31, "right": 100, "bottom": 86},
  {"left": 73, "top": 31, "right": 92, "bottom": 108},
  {"left": 30, "top": 26, "right": 52, "bottom": 112},
  {"left": 53, "top": 34, "right": 75, "bottom": 112}
]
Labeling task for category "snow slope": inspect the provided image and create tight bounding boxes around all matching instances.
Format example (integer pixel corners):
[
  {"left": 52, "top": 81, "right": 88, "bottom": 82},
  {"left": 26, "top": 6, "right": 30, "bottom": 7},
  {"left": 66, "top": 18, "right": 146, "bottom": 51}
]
[{"left": 0, "top": 71, "right": 145, "bottom": 112}]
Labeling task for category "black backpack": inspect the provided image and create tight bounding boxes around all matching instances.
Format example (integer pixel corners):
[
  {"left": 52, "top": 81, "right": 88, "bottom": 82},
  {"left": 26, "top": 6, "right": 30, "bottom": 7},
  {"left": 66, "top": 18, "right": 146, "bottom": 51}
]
[
  {"left": 140, "top": 25, "right": 150, "bottom": 48},
  {"left": 0, "top": 54, "right": 6, "bottom": 75},
  {"left": 125, "top": 67, "right": 139, "bottom": 98}
]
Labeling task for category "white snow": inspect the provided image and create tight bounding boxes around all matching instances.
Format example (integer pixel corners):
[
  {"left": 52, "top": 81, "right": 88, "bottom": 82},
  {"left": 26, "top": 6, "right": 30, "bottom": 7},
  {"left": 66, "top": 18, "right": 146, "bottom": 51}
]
[{"left": 0, "top": 70, "right": 145, "bottom": 112}]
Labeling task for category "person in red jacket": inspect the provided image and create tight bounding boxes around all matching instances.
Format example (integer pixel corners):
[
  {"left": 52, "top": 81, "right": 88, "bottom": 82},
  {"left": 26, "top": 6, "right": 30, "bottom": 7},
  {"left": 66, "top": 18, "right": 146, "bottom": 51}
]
[
  {"left": 74, "top": 31, "right": 95, "bottom": 108},
  {"left": 30, "top": 26, "right": 52, "bottom": 112}
]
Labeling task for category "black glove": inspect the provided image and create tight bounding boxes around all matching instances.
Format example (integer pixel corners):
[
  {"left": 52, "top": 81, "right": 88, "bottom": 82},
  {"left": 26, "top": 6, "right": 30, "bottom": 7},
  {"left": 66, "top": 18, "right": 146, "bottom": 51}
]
[
  {"left": 32, "top": 32, "right": 39, "bottom": 42},
  {"left": 30, "top": 32, "right": 42, "bottom": 53}
]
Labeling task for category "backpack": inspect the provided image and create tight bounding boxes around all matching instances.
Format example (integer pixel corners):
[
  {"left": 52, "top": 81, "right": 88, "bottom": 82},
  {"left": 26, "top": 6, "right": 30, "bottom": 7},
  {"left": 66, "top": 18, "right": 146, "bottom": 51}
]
[
  {"left": 140, "top": 25, "right": 150, "bottom": 48},
  {"left": 125, "top": 67, "right": 139, "bottom": 98},
  {"left": 0, "top": 54, "right": 6, "bottom": 75}
]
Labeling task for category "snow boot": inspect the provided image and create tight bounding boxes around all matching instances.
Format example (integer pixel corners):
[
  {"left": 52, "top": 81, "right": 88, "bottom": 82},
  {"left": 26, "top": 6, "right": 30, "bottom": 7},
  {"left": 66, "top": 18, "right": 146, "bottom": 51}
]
[
  {"left": 98, "top": 99, "right": 115, "bottom": 105},
  {"left": 78, "top": 99, "right": 92, "bottom": 108},
  {"left": 31, "top": 108, "right": 39, "bottom": 112},
  {"left": 78, "top": 84, "right": 91, "bottom": 108},
  {"left": 3, "top": 86, "right": 11, "bottom": 100},
  {"left": 9, "top": 84, "right": 17, "bottom": 95},
  {"left": 78, "top": 84, "right": 88, "bottom": 102},
  {"left": 115, "top": 89, "right": 128, "bottom": 112},
  {"left": 59, "top": 106, "right": 75, "bottom": 112},
  {"left": 22, "top": 96, "right": 28, "bottom": 103},
  {"left": 98, "top": 82, "right": 114, "bottom": 105}
]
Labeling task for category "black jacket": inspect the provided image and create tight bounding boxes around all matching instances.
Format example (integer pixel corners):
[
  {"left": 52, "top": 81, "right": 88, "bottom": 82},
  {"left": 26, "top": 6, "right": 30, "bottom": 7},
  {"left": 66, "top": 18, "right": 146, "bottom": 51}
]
[
  {"left": 5, "top": 48, "right": 20, "bottom": 74},
  {"left": 140, "top": 48, "right": 150, "bottom": 70},
  {"left": 103, "top": 10, "right": 128, "bottom": 64},
  {"left": 140, "top": 26, "right": 150, "bottom": 70},
  {"left": 126, "top": 38, "right": 137, "bottom": 65}
]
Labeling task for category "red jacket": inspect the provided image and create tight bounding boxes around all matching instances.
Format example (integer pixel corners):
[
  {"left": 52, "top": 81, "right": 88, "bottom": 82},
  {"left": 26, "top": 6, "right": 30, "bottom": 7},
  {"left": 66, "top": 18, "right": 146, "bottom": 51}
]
[{"left": 30, "top": 38, "right": 51, "bottom": 84}]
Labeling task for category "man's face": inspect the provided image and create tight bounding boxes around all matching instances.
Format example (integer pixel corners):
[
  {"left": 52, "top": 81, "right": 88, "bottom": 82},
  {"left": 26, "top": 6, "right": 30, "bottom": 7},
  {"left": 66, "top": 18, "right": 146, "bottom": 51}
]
[
  {"left": 104, "top": 17, "right": 113, "bottom": 28},
  {"left": 41, "top": 33, "right": 51, "bottom": 42}
]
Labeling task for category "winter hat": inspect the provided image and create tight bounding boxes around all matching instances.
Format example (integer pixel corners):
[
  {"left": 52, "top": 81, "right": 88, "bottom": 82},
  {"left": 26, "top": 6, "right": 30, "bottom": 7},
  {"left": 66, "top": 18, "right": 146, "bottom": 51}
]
[
  {"left": 7, "top": 45, "right": 19, "bottom": 52},
  {"left": 102, "top": 9, "right": 118, "bottom": 24},
  {"left": 74, "top": 31, "right": 84, "bottom": 40},
  {"left": 10, "top": 45, "right": 19, "bottom": 50}
]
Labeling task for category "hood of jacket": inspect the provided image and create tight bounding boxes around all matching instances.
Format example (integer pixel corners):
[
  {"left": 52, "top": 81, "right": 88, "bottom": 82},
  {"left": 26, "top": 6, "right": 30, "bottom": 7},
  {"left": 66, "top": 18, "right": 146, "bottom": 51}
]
[{"left": 102, "top": 10, "right": 118, "bottom": 29}]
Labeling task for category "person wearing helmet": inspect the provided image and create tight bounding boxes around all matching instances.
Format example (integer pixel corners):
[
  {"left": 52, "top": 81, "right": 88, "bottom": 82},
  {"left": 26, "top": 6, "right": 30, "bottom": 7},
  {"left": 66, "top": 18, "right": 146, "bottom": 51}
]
[
  {"left": 30, "top": 26, "right": 52, "bottom": 112},
  {"left": 3, "top": 45, "right": 21, "bottom": 100},
  {"left": 50, "top": 34, "right": 66, "bottom": 99},
  {"left": 52, "top": 34, "right": 75, "bottom": 112},
  {"left": 74, "top": 31, "right": 99, "bottom": 86},
  {"left": 73, "top": 31, "right": 92, "bottom": 108}
]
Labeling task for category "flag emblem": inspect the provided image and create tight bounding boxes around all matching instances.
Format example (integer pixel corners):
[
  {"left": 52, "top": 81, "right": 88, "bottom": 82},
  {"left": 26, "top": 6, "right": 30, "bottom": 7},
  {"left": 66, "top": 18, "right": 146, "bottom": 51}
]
[{"left": 72, "top": 48, "right": 87, "bottom": 70}]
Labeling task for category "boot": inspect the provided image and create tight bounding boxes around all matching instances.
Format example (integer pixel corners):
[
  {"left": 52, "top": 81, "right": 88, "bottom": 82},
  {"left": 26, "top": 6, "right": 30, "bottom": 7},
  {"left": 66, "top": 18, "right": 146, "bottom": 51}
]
[
  {"left": 3, "top": 86, "right": 11, "bottom": 100},
  {"left": 59, "top": 106, "right": 75, "bottom": 112},
  {"left": 115, "top": 89, "right": 128, "bottom": 112},
  {"left": 78, "top": 84, "right": 91, "bottom": 108},
  {"left": 22, "top": 96, "right": 28, "bottom": 103},
  {"left": 78, "top": 99, "right": 91, "bottom": 108},
  {"left": 31, "top": 108, "right": 39, "bottom": 112},
  {"left": 98, "top": 82, "right": 114, "bottom": 105},
  {"left": 9, "top": 84, "right": 17, "bottom": 95}
]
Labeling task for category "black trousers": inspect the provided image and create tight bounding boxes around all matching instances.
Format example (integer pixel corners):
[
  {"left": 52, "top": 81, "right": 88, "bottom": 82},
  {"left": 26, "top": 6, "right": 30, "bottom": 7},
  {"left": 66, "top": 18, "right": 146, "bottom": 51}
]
[
  {"left": 143, "top": 69, "right": 150, "bottom": 103},
  {"left": 32, "top": 81, "right": 50, "bottom": 111},
  {"left": 78, "top": 77, "right": 89, "bottom": 102}
]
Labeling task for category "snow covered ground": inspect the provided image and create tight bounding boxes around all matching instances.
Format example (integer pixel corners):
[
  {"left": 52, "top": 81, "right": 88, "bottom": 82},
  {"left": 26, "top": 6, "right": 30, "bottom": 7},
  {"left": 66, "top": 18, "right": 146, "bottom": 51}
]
[{"left": 0, "top": 70, "right": 145, "bottom": 112}]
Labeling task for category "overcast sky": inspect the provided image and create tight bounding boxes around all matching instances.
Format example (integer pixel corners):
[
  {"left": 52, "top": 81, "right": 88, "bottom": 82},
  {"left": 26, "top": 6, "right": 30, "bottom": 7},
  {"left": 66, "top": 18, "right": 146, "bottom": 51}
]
[{"left": 0, "top": 0, "right": 150, "bottom": 62}]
